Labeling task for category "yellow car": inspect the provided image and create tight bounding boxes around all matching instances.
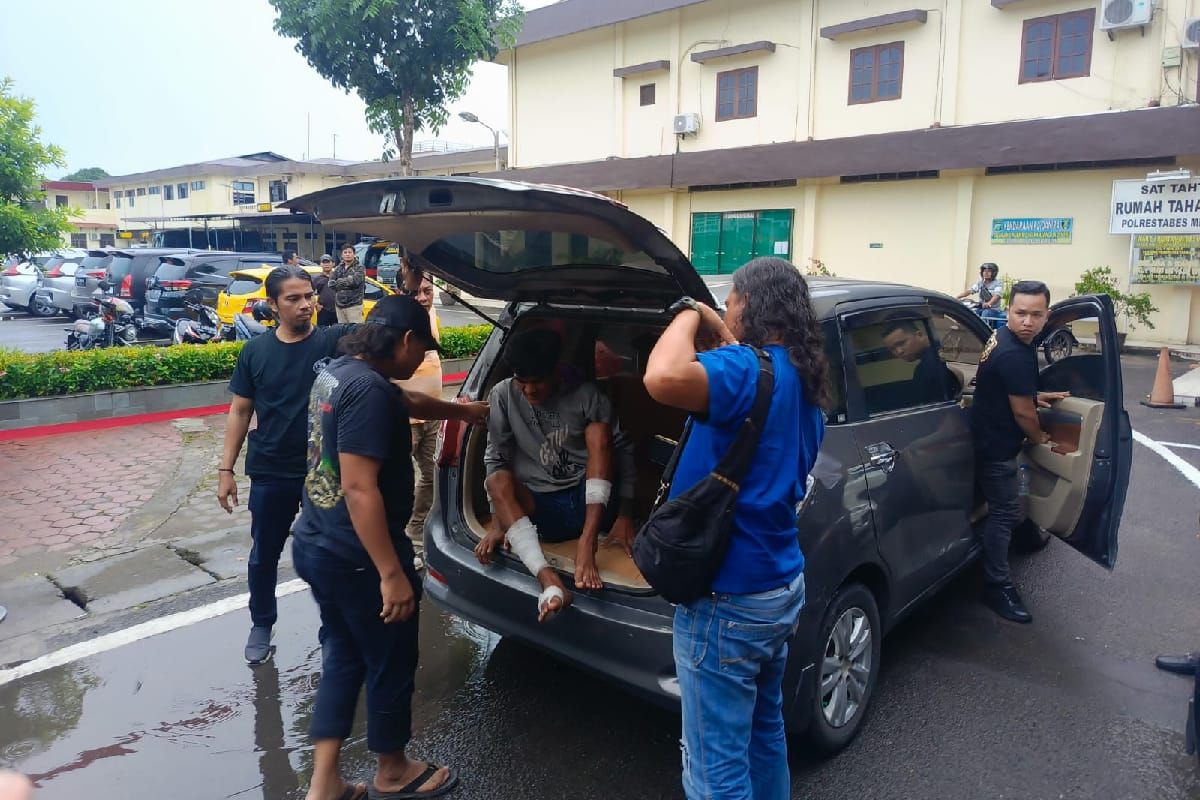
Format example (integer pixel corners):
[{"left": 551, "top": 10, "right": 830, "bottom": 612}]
[{"left": 216, "top": 266, "right": 393, "bottom": 326}]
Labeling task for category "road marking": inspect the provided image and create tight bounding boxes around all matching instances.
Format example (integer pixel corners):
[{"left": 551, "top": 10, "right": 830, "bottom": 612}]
[
  {"left": 0, "top": 579, "right": 309, "bottom": 687},
  {"left": 1157, "top": 441, "right": 1200, "bottom": 451},
  {"left": 1133, "top": 430, "right": 1200, "bottom": 491}
]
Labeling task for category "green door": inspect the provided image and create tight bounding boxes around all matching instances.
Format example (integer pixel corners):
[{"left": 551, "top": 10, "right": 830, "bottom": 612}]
[
  {"left": 753, "top": 209, "right": 793, "bottom": 261},
  {"left": 719, "top": 212, "right": 757, "bottom": 274},
  {"left": 690, "top": 212, "right": 721, "bottom": 275}
]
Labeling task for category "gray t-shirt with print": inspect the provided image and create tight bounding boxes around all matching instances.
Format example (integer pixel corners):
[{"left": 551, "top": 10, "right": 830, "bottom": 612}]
[{"left": 484, "top": 378, "right": 635, "bottom": 500}]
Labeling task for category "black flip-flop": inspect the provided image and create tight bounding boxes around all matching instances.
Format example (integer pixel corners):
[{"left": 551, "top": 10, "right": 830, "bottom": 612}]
[
  {"left": 339, "top": 784, "right": 367, "bottom": 800},
  {"left": 367, "top": 765, "right": 458, "bottom": 799}
]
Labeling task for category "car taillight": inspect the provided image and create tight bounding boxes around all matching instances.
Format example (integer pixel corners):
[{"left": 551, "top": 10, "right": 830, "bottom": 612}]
[
  {"left": 2, "top": 264, "right": 19, "bottom": 276},
  {"left": 241, "top": 300, "right": 257, "bottom": 314},
  {"left": 46, "top": 266, "right": 62, "bottom": 278},
  {"left": 120, "top": 273, "right": 132, "bottom": 296},
  {"left": 426, "top": 566, "right": 447, "bottom": 586},
  {"left": 161, "top": 279, "right": 192, "bottom": 290},
  {"left": 436, "top": 415, "right": 466, "bottom": 469},
  {"left": 86, "top": 270, "right": 106, "bottom": 278}
]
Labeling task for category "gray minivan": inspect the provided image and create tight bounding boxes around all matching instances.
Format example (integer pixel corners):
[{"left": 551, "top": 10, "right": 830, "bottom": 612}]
[{"left": 288, "top": 177, "right": 1132, "bottom": 754}]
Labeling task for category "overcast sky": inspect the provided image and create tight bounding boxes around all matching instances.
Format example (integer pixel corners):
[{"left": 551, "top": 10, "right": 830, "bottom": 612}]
[{"left": 0, "top": 0, "right": 556, "bottom": 177}]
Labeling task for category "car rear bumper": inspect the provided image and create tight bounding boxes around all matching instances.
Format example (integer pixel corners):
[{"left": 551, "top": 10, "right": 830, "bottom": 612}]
[{"left": 423, "top": 512, "right": 681, "bottom": 708}]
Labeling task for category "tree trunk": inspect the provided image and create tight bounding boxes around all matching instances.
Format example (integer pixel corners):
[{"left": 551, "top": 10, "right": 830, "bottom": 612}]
[{"left": 397, "top": 95, "right": 415, "bottom": 177}]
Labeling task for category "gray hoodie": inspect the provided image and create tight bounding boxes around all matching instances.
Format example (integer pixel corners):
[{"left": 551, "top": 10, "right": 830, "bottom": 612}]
[{"left": 484, "top": 377, "right": 635, "bottom": 501}]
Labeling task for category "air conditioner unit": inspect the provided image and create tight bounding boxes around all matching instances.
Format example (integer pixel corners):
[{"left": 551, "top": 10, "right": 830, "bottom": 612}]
[
  {"left": 1183, "top": 18, "right": 1200, "bottom": 50},
  {"left": 1098, "top": 0, "right": 1152, "bottom": 31},
  {"left": 673, "top": 113, "right": 701, "bottom": 136}
]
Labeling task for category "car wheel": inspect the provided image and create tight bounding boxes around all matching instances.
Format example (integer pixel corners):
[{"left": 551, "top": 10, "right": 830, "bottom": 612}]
[
  {"left": 30, "top": 296, "right": 56, "bottom": 317},
  {"left": 805, "top": 582, "right": 881, "bottom": 756},
  {"left": 1012, "top": 519, "right": 1052, "bottom": 552},
  {"left": 1042, "top": 329, "right": 1074, "bottom": 363}
]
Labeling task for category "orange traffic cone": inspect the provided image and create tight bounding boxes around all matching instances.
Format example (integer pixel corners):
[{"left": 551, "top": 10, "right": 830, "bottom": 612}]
[{"left": 1141, "top": 347, "right": 1184, "bottom": 409}]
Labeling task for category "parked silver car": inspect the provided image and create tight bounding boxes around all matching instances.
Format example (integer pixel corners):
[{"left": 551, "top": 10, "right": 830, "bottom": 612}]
[
  {"left": 69, "top": 250, "right": 115, "bottom": 316},
  {"left": 36, "top": 254, "right": 86, "bottom": 316},
  {"left": 0, "top": 260, "right": 54, "bottom": 315}
]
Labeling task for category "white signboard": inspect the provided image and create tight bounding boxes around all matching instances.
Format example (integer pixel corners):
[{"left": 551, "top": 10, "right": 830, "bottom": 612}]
[{"left": 1110, "top": 179, "right": 1200, "bottom": 235}]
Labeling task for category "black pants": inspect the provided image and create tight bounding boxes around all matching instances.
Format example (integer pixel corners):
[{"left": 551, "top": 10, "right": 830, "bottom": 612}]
[
  {"left": 977, "top": 458, "right": 1021, "bottom": 585},
  {"left": 247, "top": 476, "right": 304, "bottom": 628},
  {"left": 293, "top": 538, "right": 421, "bottom": 753}
]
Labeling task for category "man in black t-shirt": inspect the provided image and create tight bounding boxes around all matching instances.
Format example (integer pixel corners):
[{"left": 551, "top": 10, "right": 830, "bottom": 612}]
[
  {"left": 290, "top": 294, "right": 487, "bottom": 800},
  {"left": 971, "top": 280, "right": 1068, "bottom": 624},
  {"left": 882, "top": 319, "right": 959, "bottom": 403},
  {"left": 217, "top": 264, "right": 356, "bottom": 664}
]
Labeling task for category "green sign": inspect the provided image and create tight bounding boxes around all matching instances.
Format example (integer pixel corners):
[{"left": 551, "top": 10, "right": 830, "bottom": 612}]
[
  {"left": 1131, "top": 234, "right": 1200, "bottom": 285},
  {"left": 991, "top": 217, "right": 1073, "bottom": 245}
]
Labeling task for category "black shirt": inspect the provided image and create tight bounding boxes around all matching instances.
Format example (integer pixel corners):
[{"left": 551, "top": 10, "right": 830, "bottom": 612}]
[
  {"left": 228, "top": 324, "right": 355, "bottom": 479},
  {"left": 971, "top": 327, "right": 1039, "bottom": 461},
  {"left": 913, "top": 344, "right": 959, "bottom": 403},
  {"left": 292, "top": 356, "right": 416, "bottom": 568},
  {"left": 312, "top": 274, "right": 337, "bottom": 326}
]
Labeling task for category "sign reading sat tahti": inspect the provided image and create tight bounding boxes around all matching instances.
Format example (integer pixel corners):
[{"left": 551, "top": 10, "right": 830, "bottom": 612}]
[
  {"left": 1110, "top": 179, "right": 1200, "bottom": 235},
  {"left": 990, "top": 218, "right": 1073, "bottom": 244}
]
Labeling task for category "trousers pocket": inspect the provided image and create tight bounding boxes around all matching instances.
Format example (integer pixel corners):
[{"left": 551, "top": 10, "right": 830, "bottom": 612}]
[{"left": 718, "top": 619, "right": 794, "bottom": 673}]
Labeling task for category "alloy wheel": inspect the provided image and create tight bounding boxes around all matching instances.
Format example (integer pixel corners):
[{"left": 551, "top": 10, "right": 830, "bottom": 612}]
[{"left": 820, "top": 606, "right": 873, "bottom": 729}]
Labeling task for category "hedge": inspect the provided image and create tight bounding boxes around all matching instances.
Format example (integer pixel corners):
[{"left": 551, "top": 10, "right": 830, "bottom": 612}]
[{"left": 0, "top": 324, "right": 494, "bottom": 401}]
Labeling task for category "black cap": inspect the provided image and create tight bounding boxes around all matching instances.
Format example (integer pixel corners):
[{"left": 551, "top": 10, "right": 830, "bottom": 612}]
[{"left": 366, "top": 294, "right": 442, "bottom": 353}]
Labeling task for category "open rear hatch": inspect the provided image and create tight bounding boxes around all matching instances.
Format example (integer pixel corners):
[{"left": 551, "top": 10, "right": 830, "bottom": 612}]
[{"left": 284, "top": 177, "right": 715, "bottom": 309}]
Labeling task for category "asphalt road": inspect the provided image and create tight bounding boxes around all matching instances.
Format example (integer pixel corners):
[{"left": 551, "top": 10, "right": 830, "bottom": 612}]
[
  {"left": 1, "top": 355, "right": 1198, "bottom": 799},
  {"left": 0, "top": 301, "right": 494, "bottom": 353}
]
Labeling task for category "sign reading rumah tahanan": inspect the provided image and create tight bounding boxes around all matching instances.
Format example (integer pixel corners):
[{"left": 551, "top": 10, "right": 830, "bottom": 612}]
[{"left": 1110, "top": 179, "right": 1200, "bottom": 235}]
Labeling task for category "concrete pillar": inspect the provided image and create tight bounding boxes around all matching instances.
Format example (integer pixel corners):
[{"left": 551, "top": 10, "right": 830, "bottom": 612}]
[{"left": 799, "top": 183, "right": 819, "bottom": 268}]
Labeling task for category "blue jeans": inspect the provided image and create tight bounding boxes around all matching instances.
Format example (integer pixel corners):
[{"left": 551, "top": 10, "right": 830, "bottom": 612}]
[
  {"left": 530, "top": 481, "right": 621, "bottom": 543},
  {"left": 673, "top": 573, "right": 806, "bottom": 800},
  {"left": 293, "top": 538, "right": 422, "bottom": 753},
  {"left": 247, "top": 476, "right": 304, "bottom": 628}
]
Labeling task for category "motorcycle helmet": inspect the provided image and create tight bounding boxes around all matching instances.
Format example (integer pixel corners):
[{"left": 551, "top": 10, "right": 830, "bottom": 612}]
[
  {"left": 251, "top": 300, "right": 275, "bottom": 323},
  {"left": 979, "top": 262, "right": 999, "bottom": 278}
]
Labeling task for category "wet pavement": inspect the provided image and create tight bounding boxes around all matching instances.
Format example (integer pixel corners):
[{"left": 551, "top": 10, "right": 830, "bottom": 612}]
[{"left": 1, "top": 355, "right": 1198, "bottom": 799}]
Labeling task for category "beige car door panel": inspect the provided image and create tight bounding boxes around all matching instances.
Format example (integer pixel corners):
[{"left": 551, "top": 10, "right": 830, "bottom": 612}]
[{"left": 1023, "top": 397, "right": 1104, "bottom": 533}]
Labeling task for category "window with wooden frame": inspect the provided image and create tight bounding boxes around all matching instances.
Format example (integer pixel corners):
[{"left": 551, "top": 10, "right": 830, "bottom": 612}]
[
  {"left": 716, "top": 66, "right": 758, "bottom": 121},
  {"left": 849, "top": 42, "right": 904, "bottom": 104},
  {"left": 639, "top": 83, "right": 656, "bottom": 106},
  {"left": 1020, "top": 9, "right": 1095, "bottom": 83}
]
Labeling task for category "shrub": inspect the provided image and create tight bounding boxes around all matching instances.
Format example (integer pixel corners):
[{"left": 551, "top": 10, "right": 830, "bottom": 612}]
[
  {"left": 0, "top": 324, "right": 495, "bottom": 401},
  {"left": 439, "top": 324, "right": 493, "bottom": 359},
  {"left": 1073, "top": 266, "right": 1158, "bottom": 333}
]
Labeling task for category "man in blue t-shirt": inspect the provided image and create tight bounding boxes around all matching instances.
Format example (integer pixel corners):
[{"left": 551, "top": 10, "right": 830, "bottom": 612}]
[{"left": 644, "top": 257, "right": 828, "bottom": 800}]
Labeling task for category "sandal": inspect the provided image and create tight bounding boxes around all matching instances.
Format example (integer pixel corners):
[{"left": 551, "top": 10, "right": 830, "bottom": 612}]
[{"left": 367, "top": 764, "right": 458, "bottom": 799}]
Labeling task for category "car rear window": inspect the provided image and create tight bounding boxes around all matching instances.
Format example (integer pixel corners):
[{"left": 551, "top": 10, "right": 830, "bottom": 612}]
[
  {"left": 79, "top": 254, "right": 112, "bottom": 270},
  {"left": 226, "top": 278, "right": 262, "bottom": 295},
  {"left": 424, "top": 228, "right": 662, "bottom": 276},
  {"left": 154, "top": 262, "right": 189, "bottom": 281},
  {"left": 107, "top": 256, "right": 133, "bottom": 278}
]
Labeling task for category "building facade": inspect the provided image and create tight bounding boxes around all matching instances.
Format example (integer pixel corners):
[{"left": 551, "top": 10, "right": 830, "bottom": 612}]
[
  {"left": 496, "top": 0, "right": 1200, "bottom": 345},
  {"left": 41, "top": 181, "right": 117, "bottom": 250},
  {"left": 97, "top": 146, "right": 502, "bottom": 259}
]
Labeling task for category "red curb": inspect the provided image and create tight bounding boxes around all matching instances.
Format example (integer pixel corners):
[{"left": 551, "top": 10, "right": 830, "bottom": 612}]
[
  {"left": 0, "top": 372, "right": 471, "bottom": 442},
  {"left": 0, "top": 404, "right": 232, "bottom": 442}
]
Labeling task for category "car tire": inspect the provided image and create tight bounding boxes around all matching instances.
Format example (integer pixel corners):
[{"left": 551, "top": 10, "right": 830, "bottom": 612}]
[
  {"left": 804, "top": 582, "right": 881, "bottom": 756},
  {"left": 30, "top": 296, "right": 57, "bottom": 317},
  {"left": 1012, "top": 519, "right": 1052, "bottom": 552}
]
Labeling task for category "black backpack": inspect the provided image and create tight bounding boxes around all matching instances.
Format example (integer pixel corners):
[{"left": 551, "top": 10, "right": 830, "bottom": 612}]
[{"left": 632, "top": 348, "right": 774, "bottom": 604}]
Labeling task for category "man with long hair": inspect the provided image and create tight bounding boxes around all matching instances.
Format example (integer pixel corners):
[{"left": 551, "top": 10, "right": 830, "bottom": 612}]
[
  {"left": 217, "top": 265, "right": 356, "bottom": 664},
  {"left": 644, "top": 257, "right": 829, "bottom": 800},
  {"left": 291, "top": 295, "right": 487, "bottom": 800}
]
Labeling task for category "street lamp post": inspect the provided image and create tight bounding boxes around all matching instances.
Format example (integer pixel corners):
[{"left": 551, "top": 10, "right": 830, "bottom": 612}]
[{"left": 458, "top": 111, "right": 503, "bottom": 172}]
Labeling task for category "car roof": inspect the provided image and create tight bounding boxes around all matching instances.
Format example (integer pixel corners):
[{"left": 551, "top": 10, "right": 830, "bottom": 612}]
[
  {"left": 229, "top": 265, "right": 323, "bottom": 280},
  {"left": 704, "top": 275, "right": 945, "bottom": 321}
]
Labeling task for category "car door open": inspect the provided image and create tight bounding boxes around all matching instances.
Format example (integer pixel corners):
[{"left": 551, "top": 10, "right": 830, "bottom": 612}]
[{"left": 1020, "top": 294, "right": 1131, "bottom": 569}]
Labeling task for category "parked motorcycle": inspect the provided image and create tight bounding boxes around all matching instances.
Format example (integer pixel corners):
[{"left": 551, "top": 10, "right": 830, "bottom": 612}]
[
  {"left": 233, "top": 300, "right": 275, "bottom": 341},
  {"left": 172, "top": 298, "right": 224, "bottom": 345},
  {"left": 65, "top": 287, "right": 137, "bottom": 350}
]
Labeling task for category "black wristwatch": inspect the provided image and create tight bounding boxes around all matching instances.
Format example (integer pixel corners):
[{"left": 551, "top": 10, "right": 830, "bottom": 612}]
[{"left": 668, "top": 296, "right": 702, "bottom": 318}]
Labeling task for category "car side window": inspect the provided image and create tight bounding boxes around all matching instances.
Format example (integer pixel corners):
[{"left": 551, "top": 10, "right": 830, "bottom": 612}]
[
  {"left": 928, "top": 306, "right": 986, "bottom": 367},
  {"left": 847, "top": 317, "right": 958, "bottom": 416},
  {"left": 821, "top": 320, "right": 848, "bottom": 424}
]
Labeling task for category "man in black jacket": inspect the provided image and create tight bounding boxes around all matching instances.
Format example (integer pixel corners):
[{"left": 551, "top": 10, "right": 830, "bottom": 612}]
[{"left": 312, "top": 254, "right": 337, "bottom": 327}]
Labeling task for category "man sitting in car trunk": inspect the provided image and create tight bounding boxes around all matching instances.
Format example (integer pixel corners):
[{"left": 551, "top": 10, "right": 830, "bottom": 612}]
[{"left": 474, "top": 327, "right": 636, "bottom": 620}]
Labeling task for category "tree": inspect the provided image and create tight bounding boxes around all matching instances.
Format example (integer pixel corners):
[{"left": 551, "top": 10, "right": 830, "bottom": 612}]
[
  {"left": 0, "top": 78, "right": 73, "bottom": 256},
  {"left": 62, "top": 167, "right": 110, "bottom": 182},
  {"left": 270, "top": 0, "right": 523, "bottom": 175}
]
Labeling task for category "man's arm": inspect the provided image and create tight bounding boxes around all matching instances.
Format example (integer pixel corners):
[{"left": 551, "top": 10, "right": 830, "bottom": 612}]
[
  {"left": 396, "top": 387, "right": 488, "bottom": 425},
  {"left": 644, "top": 305, "right": 732, "bottom": 413},
  {"left": 1008, "top": 395, "right": 1051, "bottom": 445},
  {"left": 483, "top": 385, "right": 514, "bottom": 476},
  {"left": 216, "top": 394, "right": 254, "bottom": 512},
  {"left": 340, "top": 452, "right": 414, "bottom": 623},
  {"left": 332, "top": 264, "right": 364, "bottom": 291}
]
